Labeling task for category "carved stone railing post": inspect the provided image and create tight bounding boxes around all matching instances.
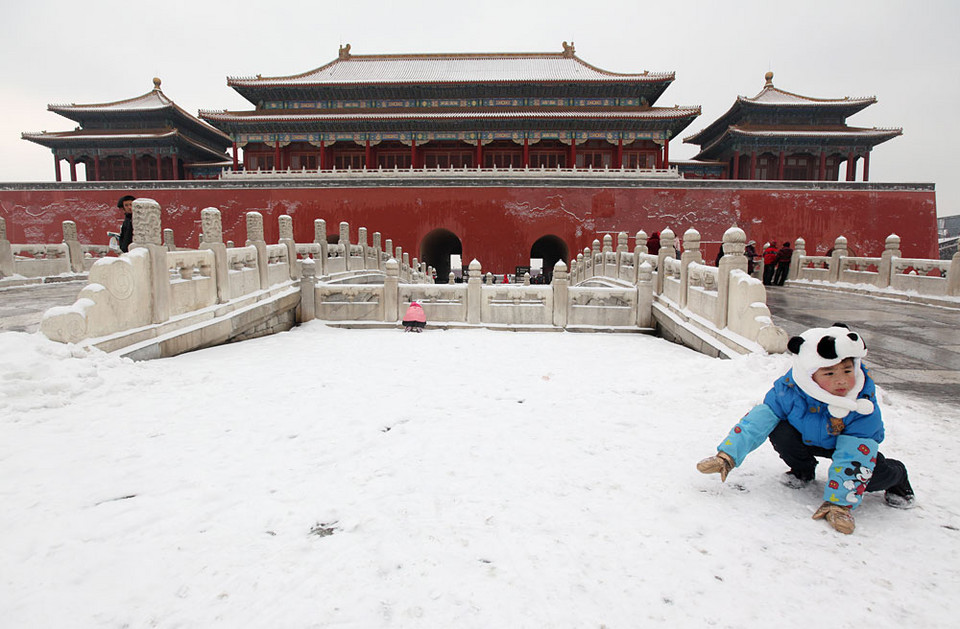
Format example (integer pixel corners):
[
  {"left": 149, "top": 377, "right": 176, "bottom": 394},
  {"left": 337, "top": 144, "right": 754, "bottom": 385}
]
[
  {"left": 133, "top": 198, "right": 170, "bottom": 324},
  {"left": 0, "top": 217, "right": 14, "bottom": 277},
  {"left": 357, "top": 227, "right": 368, "bottom": 269},
  {"left": 384, "top": 238, "right": 394, "bottom": 261},
  {"left": 637, "top": 262, "right": 654, "bottom": 328},
  {"left": 200, "top": 208, "right": 228, "bottom": 303},
  {"left": 583, "top": 247, "right": 592, "bottom": 280},
  {"left": 949, "top": 251, "right": 960, "bottom": 297},
  {"left": 657, "top": 228, "right": 676, "bottom": 294},
  {"left": 373, "top": 232, "right": 383, "bottom": 271},
  {"left": 300, "top": 258, "right": 316, "bottom": 323},
  {"left": 552, "top": 260, "right": 569, "bottom": 328},
  {"left": 634, "top": 230, "right": 648, "bottom": 284},
  {"left": 616, "top": 231, "right": 628, "bottom": 277},
  {"left": 717, "top": 227, "right": 747, "bottom": 329},
  {"left": 163, "top": 228, "right": 176, "bottom": 252},
  {"left": 313, "top": 219, "right": 328, "bottom": 276},
  {"left": 523, "top": 272, "right": 531, "bottom": 286},
  {"left": 829, "top": 236, "right": 848, "bottom": 283},
  {"left": 279, "top": 215, "right": 297, "bottom": 279},
  {"left": 879, "top": 234, "right": 901, "bottom": 288},
  {"left": 412, "top": 257, "right": 420, "bottom": 282},
  {"left": 339, "top": 221, "right": 351, "bottom": 272},
  {"left": 449, "top": 271, "right": 456, "bottom": 284},
  {"left": 789, "top": 237, "right": 806, "bottom": 281},
  {"left": 679, "top": 228, "right": 703, "bottom": 309},
  {"left": 384, "top": 258, "right": 399, "bottom": 321},
  {"left": 602, "top": 235, "right": 613, "bottom": 277},
  {"left": 467, "top": 259, "right": 482, "bottom": 324},
  {"left": 245, "top": 211, "right": 268, "bottom": 289},
  {"left": 402, "top": 252, "right": 410, "bottom": 280},
  {"left": 62, "top": 220, "right": 83, "bottom": 273},
  {"left": 574, "top": 252, "right": 583, "bottom": 284},
  {"left": 593, "top": 239, "right": 602, "bottom": 277}
]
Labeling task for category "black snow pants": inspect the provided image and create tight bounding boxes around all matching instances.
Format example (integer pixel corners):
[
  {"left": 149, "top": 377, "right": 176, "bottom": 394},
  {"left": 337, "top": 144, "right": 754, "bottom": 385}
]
[{"left": 768, "top": 420, "right": 908, "bottom": 492}]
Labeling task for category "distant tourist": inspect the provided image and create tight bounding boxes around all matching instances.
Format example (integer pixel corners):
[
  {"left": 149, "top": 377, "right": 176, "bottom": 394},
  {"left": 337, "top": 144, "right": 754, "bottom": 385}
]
[
  {"left": 402, "top": 301, "right": 426, "bottom": 333},
  {"left": 773, "top": 240, "right": 793, "bottom": 286},
  {"left": 116, "top": 195, "right": 136, "bottom": 253},
  {"left": 762, "top": 241, "right": 779, "bottom": 285},
  {"left": 744, "top": 240, "right": 757, "bottom": 275},
  {"left": 647, "top": 231, "right": 661, "bottom": 255}
]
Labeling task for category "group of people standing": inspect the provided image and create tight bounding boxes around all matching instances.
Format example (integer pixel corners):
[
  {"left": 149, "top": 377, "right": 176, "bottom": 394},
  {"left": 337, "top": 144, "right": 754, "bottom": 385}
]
[
  {"left": 711, "top": 237, "right": 791, "bottom": 286},
  {"left": 762, "top": 240, "right": 793, "bottom": 286}
]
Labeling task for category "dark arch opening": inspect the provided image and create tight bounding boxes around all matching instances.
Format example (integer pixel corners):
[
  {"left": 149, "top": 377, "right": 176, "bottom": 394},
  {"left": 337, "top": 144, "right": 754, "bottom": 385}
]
[
  {"left": 420, "top": 228, "right": 463, "bottom": 281},
  {"left": 531, "top": 235, "right": 569, "bottom": 282}
]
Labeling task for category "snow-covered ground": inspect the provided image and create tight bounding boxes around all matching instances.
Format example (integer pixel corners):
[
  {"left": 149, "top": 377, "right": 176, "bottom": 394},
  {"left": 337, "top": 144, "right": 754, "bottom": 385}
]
[{"left": 1, "top": 325, "right": 957, "bottom": 627}]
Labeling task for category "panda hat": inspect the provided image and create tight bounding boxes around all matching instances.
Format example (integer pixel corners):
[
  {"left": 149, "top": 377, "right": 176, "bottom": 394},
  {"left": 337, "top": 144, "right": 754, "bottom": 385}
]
[{"left": 786, "top": 323, "right": 874, "bottom": 418}]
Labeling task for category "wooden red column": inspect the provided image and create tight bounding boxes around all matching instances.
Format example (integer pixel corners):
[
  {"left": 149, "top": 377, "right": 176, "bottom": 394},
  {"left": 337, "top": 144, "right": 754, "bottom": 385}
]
[
  {"left": 748, "top": 151, "right": 757, "bottom": 180},
  {"left": 523, "top": 138, "right": 529, "bottom": 168},
  {"left": 274, "top": 141, "right": 281, "bottom": 170},
  {"left": 731, "top": 151, "right": 740, "bottom": 179},
  {"left": 777, "top": 151, "right": 785, "bottom": 179},
  {"left": 172, "top": 155, "right": 179, "bottom": 180},
  {"left": 54, "top": 155, "right": 61, "bottom": 182},
  {"left": 156, "top": 154, "right": 163, "bottom": 179},
  {"left": 863, "top": 151, "right": 870, "bottom": 182},
  {"left": 846, "top": 151, "right": 855, "bottom": 181},
  {"left": 569, "top": 139, "right": 577, "bottom": 169},
  {"left": 411, "top": 138, "right": 417, "bottom": 169},
  {"left": 663, "top": 137, "right": 669, "bottom": 168},
  {"left": 616, "top": 138, "right": 623, "bottom": 168},
  {"left": 365, "top": 140, "right": 372, "bottom": 170},
  {"left": 475, "top": 138, "right": 482, "bottom": 168},
  {"left": 319, "top": 140, "right": 326, "bottom": 170},
  {"left": 232, "top": 142, "right": 239, "bottom": 171},
  {"left": 131, "top": 154, "right": 138, "bottom": 180},
  {"left": 68, "top": 157, "right": 77, "bottom": 182},
  {"left": 94, "top": 155, "right": 101, "bottom": 181},
  {"left": 818, "top": 151, "right": 827, "bottom": 181}
]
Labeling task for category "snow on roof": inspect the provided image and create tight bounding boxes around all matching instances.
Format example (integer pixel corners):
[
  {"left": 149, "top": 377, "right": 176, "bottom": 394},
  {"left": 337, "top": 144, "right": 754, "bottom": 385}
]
[
  {"left": 200, "top": 107, "right": 701, "bottom": 123},
  {"left": 229, "top": 47, "right": 673, "bottom": 86},
  {"left": 729, "top": 126, "right": 901, "bottom": 138},
  {"left": 740, "top": 73, "right": 875, "bottom": 106},
  {"left": 49, "top": 80, "right": 174, "bottom": 113}
]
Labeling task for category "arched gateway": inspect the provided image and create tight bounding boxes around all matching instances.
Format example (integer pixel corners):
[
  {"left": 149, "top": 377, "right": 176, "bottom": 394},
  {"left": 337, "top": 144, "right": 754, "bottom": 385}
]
[
  {"left": 420, "top": 229, "right": 463, "bottom": 281},
  {"left": 531, "top": 235, "right": 568, "bottom": 281}
]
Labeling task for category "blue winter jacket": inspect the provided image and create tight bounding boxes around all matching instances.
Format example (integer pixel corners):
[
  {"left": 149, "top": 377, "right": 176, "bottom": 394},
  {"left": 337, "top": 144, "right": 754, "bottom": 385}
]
[
  {"left": 762, "top": 365, "right": 883, "bottom": 449},
  {"left": 714, "top": 364, "right": 885, "bottom": 509}
]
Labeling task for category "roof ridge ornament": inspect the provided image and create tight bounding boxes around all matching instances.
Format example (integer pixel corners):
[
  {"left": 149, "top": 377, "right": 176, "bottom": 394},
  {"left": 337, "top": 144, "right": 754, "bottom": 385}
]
[
  {"left": 339, "top": 43, "right": 352, "bottom": 60},
  {"left": 153, "top": 77, "right": 162, "bottom": 90},
  {"left": 562, "top": 41, "right": 575, "bottom": 58},
  {"left": 764, "top": 71, "right": 774, "bottom": 88}
]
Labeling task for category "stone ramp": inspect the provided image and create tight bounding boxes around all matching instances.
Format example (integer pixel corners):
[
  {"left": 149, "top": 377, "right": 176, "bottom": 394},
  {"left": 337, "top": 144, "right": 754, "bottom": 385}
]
[{"left": 765, "top": 285, "right": 960, "bottom": 405}]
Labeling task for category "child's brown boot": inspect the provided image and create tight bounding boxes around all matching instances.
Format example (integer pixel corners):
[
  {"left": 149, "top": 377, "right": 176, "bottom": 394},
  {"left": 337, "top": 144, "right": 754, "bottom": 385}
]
[
  {"left": 812, "top": 501, "right": 855, "bottom": 534},
  {"left": 696, "top": 451, "right": 735, "bottom": 482}
]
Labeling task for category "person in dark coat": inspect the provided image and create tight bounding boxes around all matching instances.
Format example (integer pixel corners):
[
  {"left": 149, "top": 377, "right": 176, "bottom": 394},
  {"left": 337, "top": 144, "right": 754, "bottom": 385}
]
[
  {"left": 117, "top": 195, "right": 136, "bottom": 253},
  {"left": 762, "top": 241, "right": 779, "bottom": 285},
  {"left": 647, "top": 231, "right": 661, "bottom": 256},
  {"left": 773, "top": 241, "right": 793, "bottom": 286},
  {"left": 744, "top": 240, "right": 757, "bottom": 276}
]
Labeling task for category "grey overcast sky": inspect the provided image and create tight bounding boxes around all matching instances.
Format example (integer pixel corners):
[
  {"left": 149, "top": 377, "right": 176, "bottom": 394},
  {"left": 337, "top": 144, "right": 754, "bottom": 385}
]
[{"left": 1, "top": 0, "right": 956, "bottom": 217}]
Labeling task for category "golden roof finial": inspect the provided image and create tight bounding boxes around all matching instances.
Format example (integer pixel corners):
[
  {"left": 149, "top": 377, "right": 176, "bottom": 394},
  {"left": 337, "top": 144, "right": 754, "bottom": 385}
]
[
  {"left": 562, "top": 41, "right": 576, "bottom": 58},
  {"left": 153, "top": 77, "right": 162, "bottom": 90},
  {"left": 764, "top": 71, "right": 774, "bottom": 87}
]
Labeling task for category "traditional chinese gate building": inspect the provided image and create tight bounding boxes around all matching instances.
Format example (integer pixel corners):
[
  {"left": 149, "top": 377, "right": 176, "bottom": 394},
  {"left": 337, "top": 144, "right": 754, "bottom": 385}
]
[
  {"left": 199, "top": 43, "right": 700, "bottom": 175},
  {"left": 22, "top": 78, "right": 232, "bottom": 182},
  {"left": 684, "top": 72, "right": 901, "bottom": 181}
]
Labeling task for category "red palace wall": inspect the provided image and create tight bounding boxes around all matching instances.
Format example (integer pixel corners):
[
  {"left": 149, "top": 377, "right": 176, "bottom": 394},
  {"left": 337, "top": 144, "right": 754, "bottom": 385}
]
[{"left": 0, "top": 182, "right": 938, "bottom": 272}]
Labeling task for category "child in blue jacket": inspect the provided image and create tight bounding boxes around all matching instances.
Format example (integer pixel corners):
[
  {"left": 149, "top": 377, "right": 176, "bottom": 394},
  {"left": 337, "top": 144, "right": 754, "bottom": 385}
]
[{"left": 697, "top": 323, "right": 915, "bottom": 534}]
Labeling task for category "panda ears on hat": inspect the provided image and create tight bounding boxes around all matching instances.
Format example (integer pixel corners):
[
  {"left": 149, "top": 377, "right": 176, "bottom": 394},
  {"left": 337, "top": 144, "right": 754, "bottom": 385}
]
[{"left": 787, "top": 322, "right": 865, "bottom": 356}]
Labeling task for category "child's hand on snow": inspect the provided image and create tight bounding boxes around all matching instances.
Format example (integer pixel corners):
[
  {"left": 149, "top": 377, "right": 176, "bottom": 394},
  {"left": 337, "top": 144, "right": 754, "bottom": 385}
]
[{"left": 696, "top": 451, "right": 734, "bottom": 482}]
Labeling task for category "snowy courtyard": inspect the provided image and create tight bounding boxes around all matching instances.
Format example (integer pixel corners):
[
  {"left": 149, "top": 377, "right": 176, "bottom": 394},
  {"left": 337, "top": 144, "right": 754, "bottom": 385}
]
[{"left": 1, "top": 324, "right": 958, "bottom": 627}]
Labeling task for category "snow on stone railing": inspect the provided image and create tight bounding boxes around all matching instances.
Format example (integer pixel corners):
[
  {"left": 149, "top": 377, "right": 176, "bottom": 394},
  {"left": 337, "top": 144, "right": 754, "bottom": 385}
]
[
  {"left": 571, "top": 225, "right": 787, "bottom": 355},
  {"left": 790, "top": 234, "right": 960, "bottom": 298},
  {"left": 220, "top": 164, "right": 682, "bottom": 181},
  {"left": 0, "top": 218, "right": 85, "bottom": 278},
  {"left": 40, "top": 201, "right": 297, "bottom": 344}
]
